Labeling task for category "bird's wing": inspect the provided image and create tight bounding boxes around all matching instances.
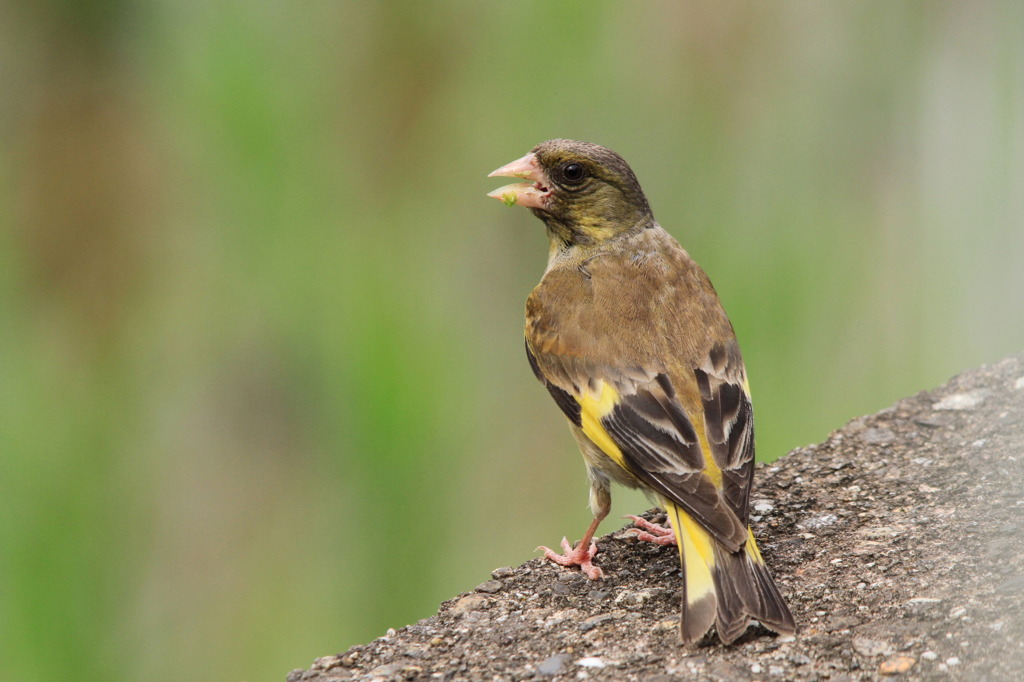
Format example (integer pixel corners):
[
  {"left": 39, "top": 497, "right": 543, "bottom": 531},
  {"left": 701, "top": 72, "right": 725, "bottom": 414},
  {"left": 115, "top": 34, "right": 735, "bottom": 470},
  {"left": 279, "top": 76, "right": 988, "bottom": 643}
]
[
  {"left": 527, "top": 338, "right": 754, "bottom": 553},
  {"left": 693, "top": 350, "right": 756, "bottom": 532}
]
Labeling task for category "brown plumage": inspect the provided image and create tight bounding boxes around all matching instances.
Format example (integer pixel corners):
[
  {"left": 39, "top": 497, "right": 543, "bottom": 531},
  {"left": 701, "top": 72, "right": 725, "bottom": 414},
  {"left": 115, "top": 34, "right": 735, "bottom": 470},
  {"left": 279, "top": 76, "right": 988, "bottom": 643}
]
[{"left": 488, "top": 139, "right": 795, "bottom": 644}]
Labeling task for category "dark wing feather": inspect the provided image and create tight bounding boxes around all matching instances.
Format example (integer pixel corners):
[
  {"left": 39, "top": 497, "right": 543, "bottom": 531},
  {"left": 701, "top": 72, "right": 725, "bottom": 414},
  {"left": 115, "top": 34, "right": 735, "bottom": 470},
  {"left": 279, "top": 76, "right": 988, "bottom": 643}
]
[
  {"left": 694, "top": 363, "right": 755, "bottom": 527},
  {"left": 599, "top": 375, "right": 749, "bottom": 552},
  {"left": 526, "top": 339, "right": 581, "bottom": 427}
]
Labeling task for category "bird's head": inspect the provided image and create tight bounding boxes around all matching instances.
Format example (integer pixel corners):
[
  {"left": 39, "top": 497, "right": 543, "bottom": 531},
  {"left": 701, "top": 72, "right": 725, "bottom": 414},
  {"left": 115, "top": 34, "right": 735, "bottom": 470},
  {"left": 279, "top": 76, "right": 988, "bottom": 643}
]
[{"left": 488, "top": 139, "right": 654, "bottom": 247}]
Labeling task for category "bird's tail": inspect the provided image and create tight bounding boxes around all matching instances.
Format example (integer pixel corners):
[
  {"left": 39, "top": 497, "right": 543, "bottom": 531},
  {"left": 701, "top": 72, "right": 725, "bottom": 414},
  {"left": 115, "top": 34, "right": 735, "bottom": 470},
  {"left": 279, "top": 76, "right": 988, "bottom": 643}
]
[{"left": 666, "top": 502, "right": 795, "bottom": 644}]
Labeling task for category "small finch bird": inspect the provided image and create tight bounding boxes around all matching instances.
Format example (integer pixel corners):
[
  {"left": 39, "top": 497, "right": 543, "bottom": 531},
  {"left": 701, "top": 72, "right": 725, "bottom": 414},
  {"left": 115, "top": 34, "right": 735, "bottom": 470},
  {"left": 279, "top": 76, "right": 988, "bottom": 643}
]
[{"left": 487, "top": 140, "right": 795, "bottom": 644}]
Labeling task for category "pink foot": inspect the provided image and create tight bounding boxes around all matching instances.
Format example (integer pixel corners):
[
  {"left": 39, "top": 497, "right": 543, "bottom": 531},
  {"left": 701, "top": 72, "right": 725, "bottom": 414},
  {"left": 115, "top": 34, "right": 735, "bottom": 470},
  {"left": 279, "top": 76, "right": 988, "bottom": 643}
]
[
  {"left": 625, "top": 515, "right": 677, "bottom": 546},
  {"left": 537, "top": 537, "right": 604, "bottom": 580}
]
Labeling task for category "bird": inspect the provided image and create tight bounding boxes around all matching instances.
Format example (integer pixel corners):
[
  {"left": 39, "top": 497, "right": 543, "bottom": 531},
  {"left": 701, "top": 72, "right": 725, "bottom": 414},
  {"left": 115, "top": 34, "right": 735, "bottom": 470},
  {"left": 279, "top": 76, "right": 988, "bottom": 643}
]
[{"left": 486, "top": 139, "right": 796, "bottom": 645}]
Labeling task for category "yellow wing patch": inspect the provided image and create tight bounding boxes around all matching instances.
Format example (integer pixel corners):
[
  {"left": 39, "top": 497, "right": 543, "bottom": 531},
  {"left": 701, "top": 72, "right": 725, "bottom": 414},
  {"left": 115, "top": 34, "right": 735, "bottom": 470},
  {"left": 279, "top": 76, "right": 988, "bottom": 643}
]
[
  {"left": 576, "top": 381, "right": 628, "bottom": 470},
  {"left": 745, "top": 526, "right": 766, "bottom": 564},
  {"left": 697, "top": 433, "right": 723, "bottom": 488}
]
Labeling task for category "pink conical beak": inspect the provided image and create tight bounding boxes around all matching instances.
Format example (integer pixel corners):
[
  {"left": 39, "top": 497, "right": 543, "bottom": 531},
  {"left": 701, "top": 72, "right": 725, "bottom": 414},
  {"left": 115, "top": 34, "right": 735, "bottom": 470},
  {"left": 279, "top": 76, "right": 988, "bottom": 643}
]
[{"left": 486, "top": 152, "right": 552, "bottom": 209}]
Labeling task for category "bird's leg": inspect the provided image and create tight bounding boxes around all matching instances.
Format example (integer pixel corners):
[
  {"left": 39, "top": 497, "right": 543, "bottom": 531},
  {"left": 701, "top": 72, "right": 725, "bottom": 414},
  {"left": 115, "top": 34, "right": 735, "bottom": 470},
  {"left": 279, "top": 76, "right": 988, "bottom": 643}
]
[
  {"left": 537, "top": 492, "right": 610, "bottom": 580},
  {"left": 625, "top": 514, "right": 677, "bottom": 546}
]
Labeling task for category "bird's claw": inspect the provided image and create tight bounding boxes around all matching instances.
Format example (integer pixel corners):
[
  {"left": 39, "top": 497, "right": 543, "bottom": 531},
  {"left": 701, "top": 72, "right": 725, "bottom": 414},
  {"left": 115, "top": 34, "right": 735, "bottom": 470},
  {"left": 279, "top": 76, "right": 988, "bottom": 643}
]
[
  {"left": 537, "top": 537, "right": 604, "bottom": 580},
  {"left": 625, "top": 515, "right": 677, "bottom": 546}
]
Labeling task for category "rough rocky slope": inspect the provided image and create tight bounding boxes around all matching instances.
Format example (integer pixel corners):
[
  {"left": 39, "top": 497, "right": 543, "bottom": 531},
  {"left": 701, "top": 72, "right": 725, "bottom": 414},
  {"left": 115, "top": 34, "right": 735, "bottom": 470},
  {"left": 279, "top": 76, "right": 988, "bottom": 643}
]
[{"left": 288, "top": 353, "right": 1024, "bottom": 681}]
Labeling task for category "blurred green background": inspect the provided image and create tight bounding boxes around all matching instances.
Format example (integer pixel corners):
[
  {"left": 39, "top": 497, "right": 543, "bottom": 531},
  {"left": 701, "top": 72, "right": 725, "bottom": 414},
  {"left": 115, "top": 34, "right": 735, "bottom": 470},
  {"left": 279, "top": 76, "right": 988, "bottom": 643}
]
[{"left": 1, "top": 1, "right": 1022, "bottom": 680}]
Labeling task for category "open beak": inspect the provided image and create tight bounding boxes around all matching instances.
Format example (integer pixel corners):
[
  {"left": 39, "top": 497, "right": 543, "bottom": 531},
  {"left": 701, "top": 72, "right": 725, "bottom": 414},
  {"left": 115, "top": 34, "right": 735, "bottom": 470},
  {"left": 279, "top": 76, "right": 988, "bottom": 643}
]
[{"left": 486, "top": 152, "right": 552, "bottom": 209}]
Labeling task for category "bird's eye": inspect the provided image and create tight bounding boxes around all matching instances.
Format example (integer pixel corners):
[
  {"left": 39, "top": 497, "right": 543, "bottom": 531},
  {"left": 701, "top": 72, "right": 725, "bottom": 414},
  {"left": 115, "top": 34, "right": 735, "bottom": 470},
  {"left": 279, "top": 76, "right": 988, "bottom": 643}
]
[{"left": 559, "top": 162, "right": 586, "bottom": 184}]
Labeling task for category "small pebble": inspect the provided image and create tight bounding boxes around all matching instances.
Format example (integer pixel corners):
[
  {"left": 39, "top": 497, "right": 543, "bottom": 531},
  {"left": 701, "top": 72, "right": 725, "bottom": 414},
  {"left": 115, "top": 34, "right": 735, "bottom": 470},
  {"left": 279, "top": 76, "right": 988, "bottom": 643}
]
[
  {"left": 491, "top": 566, "right": 514, "bottom": 579},
  {"left": 801, "top": 513, "right": 839, "bottom": 529},
  {"left": 652, "top": 618, "right": 678, "bottom": 632},
  {"left": 946, "top": 657, "right": 961, "bottom": 666},
  {"left": 933, "top": 390, "right": 987, "bottom": 410},
  {"left": 311, "top": 655, "right": 342, "bottom": 670},
  {"left": 538, "top": 654, "right": 570, "bottom": 676},
  {"left": 751, "top": 663, "right": 763, "bottom": 674},
  {"left": 579, "top": 613, "right": 615, "bottom": 633},
  {"left": 861, "top": 427, "right": 895, "bottom": 444},
  {"left": 369, "top": 663, "right": 404, "bottom": 676},
  {"left": 907, "top": 597, "right": 942, "bottom": 608},
  {"left": 914, "top": 416, "right": 946, "bottom": 428},
  {"left": 476, "top": 580, "right": 503, "bottom": 594},
  {"left": 853, "top": 637, "right": 891, "bottom": 657},
  {"left": 921, "top": 651, "right": 938, "bottom": 661},
  {"left": 879, "top": 655, "right": 915, "bottom": 675},
  {"left": 614, "top": 589, "right": 655, "bottom": 605},
  {"left": 577, "top": 657, "right": 605, "bottom": 669},
  {"left": 450, "top": 593, "right": 489, "bottom": 614}
]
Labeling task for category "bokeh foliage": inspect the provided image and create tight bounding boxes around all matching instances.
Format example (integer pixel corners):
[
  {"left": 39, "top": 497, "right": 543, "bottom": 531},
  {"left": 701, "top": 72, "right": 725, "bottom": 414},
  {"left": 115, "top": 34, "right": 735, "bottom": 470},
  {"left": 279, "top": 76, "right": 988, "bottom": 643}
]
[{"left": 1, "top": 2, "right": 1022, "bottom": 681}]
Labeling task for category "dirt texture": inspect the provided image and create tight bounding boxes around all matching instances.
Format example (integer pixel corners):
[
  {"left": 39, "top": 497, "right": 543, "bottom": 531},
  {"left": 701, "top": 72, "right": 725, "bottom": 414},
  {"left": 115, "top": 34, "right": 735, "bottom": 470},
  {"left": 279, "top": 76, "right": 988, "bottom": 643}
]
[{"left": 288, "top": 353, "right": 1024, "bottom": 681}]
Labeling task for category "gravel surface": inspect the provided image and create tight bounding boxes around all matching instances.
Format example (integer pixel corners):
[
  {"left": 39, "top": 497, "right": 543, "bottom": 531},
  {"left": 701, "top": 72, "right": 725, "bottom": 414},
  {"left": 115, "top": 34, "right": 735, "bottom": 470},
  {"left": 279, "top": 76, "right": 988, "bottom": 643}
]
[{"left": 289, "top": 353, "right": 1024, "bottom": 681}]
